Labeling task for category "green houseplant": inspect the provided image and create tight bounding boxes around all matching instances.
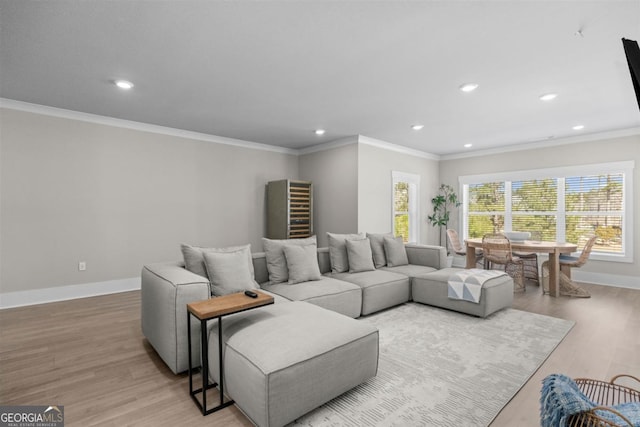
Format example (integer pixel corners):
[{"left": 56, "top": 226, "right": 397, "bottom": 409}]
[{"left": 428, "top": 184, "right": 460, "bottom": 254}]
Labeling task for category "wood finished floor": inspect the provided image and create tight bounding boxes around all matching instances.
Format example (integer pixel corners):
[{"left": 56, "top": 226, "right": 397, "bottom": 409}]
[{"left": 1, "top": 282, "right": 638, "bottom": 426}]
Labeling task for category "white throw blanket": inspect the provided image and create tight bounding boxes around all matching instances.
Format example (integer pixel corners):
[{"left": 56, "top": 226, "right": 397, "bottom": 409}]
[{"left": 447, "top": 269, "right": 507, "bottom": 303}]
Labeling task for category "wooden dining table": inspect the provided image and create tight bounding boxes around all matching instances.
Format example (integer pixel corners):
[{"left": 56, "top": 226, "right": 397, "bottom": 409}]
[{"left": 464, "top": 238, "right": 578, "bottom": 297}]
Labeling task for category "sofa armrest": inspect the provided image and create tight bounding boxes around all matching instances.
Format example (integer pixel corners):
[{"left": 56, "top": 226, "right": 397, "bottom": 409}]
[
  {"left": 141, "top": 262, "right": 210, "bottom": 374},
  {"left": 405, "top": 244, "right": 447, "bottom": 269}
]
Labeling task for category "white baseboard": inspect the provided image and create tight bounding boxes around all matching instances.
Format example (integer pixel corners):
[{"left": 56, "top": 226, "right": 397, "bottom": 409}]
[
  {"left": 572, "top": 271, "right": 640, "bottom": 290},
  {"left": 0, "top": 277, "right": 141, "bottom": 309}
]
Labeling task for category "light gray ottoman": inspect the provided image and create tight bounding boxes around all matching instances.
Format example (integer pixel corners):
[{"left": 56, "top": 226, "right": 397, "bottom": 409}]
[
  {"left": 412, "top": 267, "right": 514, "bottom": 318},
  {"left": 207, "top": 301, "right": 379, "bottom": 427}
]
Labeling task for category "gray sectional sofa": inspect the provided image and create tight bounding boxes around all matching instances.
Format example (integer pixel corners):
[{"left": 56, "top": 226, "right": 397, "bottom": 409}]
[{"left": 141, "top": 238, "right": 513, "bottom": 426}]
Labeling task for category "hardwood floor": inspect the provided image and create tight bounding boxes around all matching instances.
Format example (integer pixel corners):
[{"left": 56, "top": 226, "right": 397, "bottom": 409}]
[{"left": 1, "top": 282, "right": 638, "bottom": 426}]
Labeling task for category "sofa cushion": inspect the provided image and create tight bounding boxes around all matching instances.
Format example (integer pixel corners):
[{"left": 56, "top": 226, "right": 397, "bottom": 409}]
[
  {"left": 262, "top": 236, "right": 317, "bottom": 284},
  {"left": 366, "top": 232, "right": 393, "bottom": 268},
  {"left": 202, "top": 248, "right": 259, "bottom": 296},
  {"left": 346, "top": 238, "right": 375, "bottom": 273},
  {"left": 330, "top": 269, "right": 411, "bottom": 315},
  {"left": 262, "top": 277, "right": 362, "bottom": 318},
  {"left": 327, "top": 232, "right": 366, "bottom": 273},
  {"left": 384, "top": 236, "right": 409, "bottom": 267},
  {"left": 181, "top": 243, "right": 255, "bottom": 280},
  {"left": 382, "top": 264, "right": 437, "bottom": 279},
  {"left": 283, "top": 244, "right": 322, "bottom": 284}
]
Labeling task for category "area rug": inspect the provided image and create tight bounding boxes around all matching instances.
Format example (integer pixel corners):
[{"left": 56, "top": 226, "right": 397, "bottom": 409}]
[{"left": 292, "top": 303, "right": 574, "bottom": 427}]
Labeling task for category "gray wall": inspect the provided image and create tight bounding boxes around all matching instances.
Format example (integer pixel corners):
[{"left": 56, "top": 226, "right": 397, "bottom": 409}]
[
  {"left": 357, "top": 143, "right": 440, "bottom": 245},
  {"left": 440, "top": 135, "right": 640, "bottom": 280},
  {"left": 0, "top": 108, "right": 298, "bottom": 293},
  {"left": 299, "top": 143, "right": 359, "bottom": 247}
]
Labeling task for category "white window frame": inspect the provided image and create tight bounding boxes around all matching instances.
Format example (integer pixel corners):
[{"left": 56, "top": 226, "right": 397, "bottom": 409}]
[
  {"left": 392, "top": 171, "right": 420, "bottom": 243},
  {"left": 459, "top": 161, "right": 634, "bottom": 263}
]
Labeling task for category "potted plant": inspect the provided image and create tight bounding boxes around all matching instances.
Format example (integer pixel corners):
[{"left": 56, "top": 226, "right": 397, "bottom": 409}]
[{"left": 428, "top": 184, "right": 460, "bottom": 255}]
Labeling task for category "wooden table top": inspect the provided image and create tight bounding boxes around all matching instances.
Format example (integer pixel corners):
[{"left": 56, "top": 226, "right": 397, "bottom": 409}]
[
  {"left": 465, "top": 238, "right": 577, "bottom": 253},
  {"left": 187, "top": 290, "right": 274, "bottom": 320}
]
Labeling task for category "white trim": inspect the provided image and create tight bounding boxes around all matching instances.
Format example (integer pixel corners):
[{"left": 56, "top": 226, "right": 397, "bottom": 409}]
[
  {"left": 459, "top": 161, "right": 635, "bottom": 184},
  {"left": 459, "top": 161, "right": 634, "bottom": 263},
  {"left": 297, "top": 135, "right": 359, "bottom": 155},
  {"left": 392, "top": 171, "right": 421, "bottom": 243},
  {"left": 440, "top": 127, "right": 640, "bottom": 160},
  {"left": 0, "top": 99, "right": 443, "bottom": 160},
  {"left": 573, "top": 271, "right": 640, "bottom": 291},
  {"left": 358, "top": 135, "right": 440, "bottom": 160},
  {"left": 0, "top": 98, "right": 298, "bottom": 155},
  {"left": 3, "top": 98, "right": 638, "bottom": 160},
  {"left": 0, "top": 277, "right": 140, "bottom": 309}
]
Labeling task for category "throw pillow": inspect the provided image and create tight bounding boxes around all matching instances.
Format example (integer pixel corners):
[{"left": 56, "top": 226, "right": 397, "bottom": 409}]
[
  {"left": 327, "top": 232, "right": 366, "bottom": 273},
  {"left": 346, "top": 238, "right": 375, "bottom": 273},
  {"left": 181, "top": 243, "right": 255, "bottom": 279},
  {"left": 384, "top": 236, "right": 409, "bottom": 267},
  {"left": 202, "top": 247, "right": 259, "bottom": 296},
  {"left": 283, "top": 244, "right": 322, "bottom": 284},
  {"left": 366, "top": 232, "right": 393, "bottom": 268},
  {"left": 262, "top": 236, "right": 317, "bottom": 284}
]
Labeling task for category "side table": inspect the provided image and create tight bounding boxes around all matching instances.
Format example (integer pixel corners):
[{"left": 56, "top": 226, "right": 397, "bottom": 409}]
[{"left": 187, "top": 290, "right": 274, "bottom": 415}]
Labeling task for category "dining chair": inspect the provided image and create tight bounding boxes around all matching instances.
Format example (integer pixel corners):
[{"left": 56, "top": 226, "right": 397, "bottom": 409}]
[
  {"left": 446, "top": 229, "right": 483, "bottom": 267},
  {"left": 512, "top": 231, "right": 541, "bottom": 286},
  {"left": 559, "top": 235, "right": 598, "bottom": 279},
  {"left": 482, "top": 233, "right": 525, "bottom": 292},
  {"left": 541, "top": 236, "right": 597, "bottom": 297}
]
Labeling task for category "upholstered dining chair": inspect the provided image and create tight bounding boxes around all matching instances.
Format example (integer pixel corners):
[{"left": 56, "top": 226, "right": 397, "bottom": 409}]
[
  {"left": 541, "top": 235, "right": 597, "bottom": 297},
  {"left": 446, "top": 229, "right": 483, "bottom": 267},
  {"left": 559, "top": 235, "right": 598, "bottom": 280},
  {"left": 512, "top": 231, "right": 541, "bottom": 286},
  {"left": 482, "top": 233, "right": 525, "bottom": 292}
]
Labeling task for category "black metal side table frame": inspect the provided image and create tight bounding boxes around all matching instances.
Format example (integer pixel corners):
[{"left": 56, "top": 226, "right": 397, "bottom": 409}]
[{"left": 187, "top": 301, "right": 274, "bottom": 415}]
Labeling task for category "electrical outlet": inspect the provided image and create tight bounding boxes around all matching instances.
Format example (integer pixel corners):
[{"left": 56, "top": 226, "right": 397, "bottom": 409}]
[{"left": 78, "top": 261, "right": 86, "bottom": 271}]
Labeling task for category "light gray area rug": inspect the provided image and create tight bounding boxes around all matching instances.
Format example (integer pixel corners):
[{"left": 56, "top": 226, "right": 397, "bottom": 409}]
[{"left": 292, "top": 303, "right": 574, "bottom": 427}]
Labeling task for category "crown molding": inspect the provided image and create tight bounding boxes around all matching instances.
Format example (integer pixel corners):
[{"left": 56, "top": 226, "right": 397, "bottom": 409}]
[
  {"left": 357, "top": 135, "right": 440, "bottom": 160},
  {"left": 297, "top": 135, "right": 359, "bottom": 155},
  {"left": 440, "top": 127, "right": 640, "bottom": 161},
  {"left": 0, "top": 98, "right": 299, "bottom": 155},
  {"left": 6, "top": 98, "right": 634, "bottom": 162}
]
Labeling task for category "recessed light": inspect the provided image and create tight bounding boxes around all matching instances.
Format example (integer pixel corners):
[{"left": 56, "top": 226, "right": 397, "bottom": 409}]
[
  {"left": 464, "top": 143, "right": 473, "bottom": 148},
  {"left": 572, "top": 124, "right": 585, "bottom": 130},
  {"left": 539, "top": 93, "right": 557, "bottom": 101},
  {"left": 114, "top": 80, "right": 134, "bottom": 90},
  {"left": 314, "top": 129, "right": 326, "bottom": 136},
  {"left": 459, "top": 83, "right": 479, "bottom": 92},
  {"left": 411, "top": 124, "right": 424, "bottom": 131}
]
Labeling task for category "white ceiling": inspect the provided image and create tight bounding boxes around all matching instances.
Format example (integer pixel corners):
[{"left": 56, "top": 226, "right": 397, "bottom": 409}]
[{"left": 2, "top": 1, "right": 640, "bottom": 155}]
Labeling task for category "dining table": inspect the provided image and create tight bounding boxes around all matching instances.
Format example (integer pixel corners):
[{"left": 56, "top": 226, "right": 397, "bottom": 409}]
[{"left": 464, "top": 238, "right": 578, "bottom": 297}]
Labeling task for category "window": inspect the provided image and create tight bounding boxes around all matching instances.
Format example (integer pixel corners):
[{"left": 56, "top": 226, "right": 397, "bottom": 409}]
[
  {"left": 392, "top": 171, "right": 420, "bottom": 243},
  {"left": 460, "top": 161, "right": 634, "bottom": 262}
]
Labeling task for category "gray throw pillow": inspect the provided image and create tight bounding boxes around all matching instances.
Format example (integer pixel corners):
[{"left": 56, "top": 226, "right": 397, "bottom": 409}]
[
  {"left": 366, "top": 232, "right": 393, "bottom": 268},
  {"left": 346, "top": 238, "right": 375, "bottom": 273},
  {"left": 262, "top": 236, "right": 317, "bottom": 284},
  {"left": 181, "top": 243, "right": 255, "bottom": 279},
  {"left": 283, "top": 244, "right": 322, "bottom": 284},
  {"left": 384, "top": 236, "right": 409, "bottom": 267},
  {"left": 202, "top": 247, "right": 259, "bottom": 296},
  {"left": 327, "top": 232, "right": 366, "bottom": 273}
]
